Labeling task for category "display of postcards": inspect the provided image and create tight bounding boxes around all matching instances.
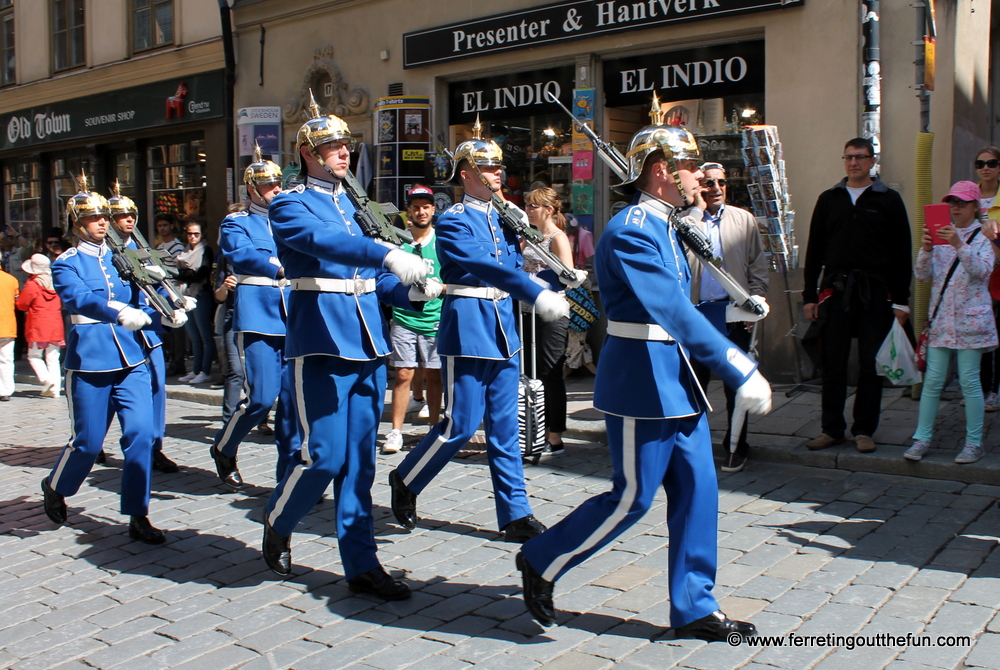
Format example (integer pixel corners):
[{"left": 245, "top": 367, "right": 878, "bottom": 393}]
[
  {"left": 747, "top": 183, "right": 762, "bottom": 202},
  {"left": 754, "top": 216, "right": 769, "bottom": 236},
  {"left": 777, "top": 160, "right": 786, "bottom": 181},
  {"left": 752, "top": 201, "right": 766, "bottom": 218},
  {"left": 761, "top": 182, "right": 780, "bottom": 201},
  {"left": 742, "top": 147, "right": 758, "bottom": 166},
  {"left": 771, "top": 253, "right": 788, "bottom": 273},
  {"left": 757, "top": 145, "right": 775, "bottom": 166},
  {"left": 766, "top": 217, "right": 784, "bottom": 235},
  {"left": 764, "top": 200, "right": 781, "bottom": 218},
  {"left": 756, "top": 164, "right": 778, "bottom": 183},
  {"left": 768, "top": 233, "right": 788, "bottom": 252},
  {"left": 772, "top": 142, "right": 783, "bottom": 162}
]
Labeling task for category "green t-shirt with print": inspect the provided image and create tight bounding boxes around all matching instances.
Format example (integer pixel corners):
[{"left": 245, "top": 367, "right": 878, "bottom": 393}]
[{"left": 392, "top": 229, "right": 442, "bottom": 336}]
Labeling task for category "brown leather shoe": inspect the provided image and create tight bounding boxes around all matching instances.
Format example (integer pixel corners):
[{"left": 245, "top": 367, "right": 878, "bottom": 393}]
[
  {"left": 855, "top": 435, "right": 877, "bottom": 453},
  {"left": 806, "top": 433, "right": 845, "bottom": 450}
]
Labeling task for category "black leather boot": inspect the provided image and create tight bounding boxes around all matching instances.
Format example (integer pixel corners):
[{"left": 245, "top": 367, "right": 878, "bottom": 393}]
[
  {"left": 128, "top": 516, "right": 166, "bottom": 544},
  {"left": 41, "top": 477, "right": 67, "bottom": 525},
  {"left": 209, "top": 445, "right": 244, "bottom": 491},
  {"left": 388, "top": 469, "right": 417, "bottom": 530},
  {"left": 262, "top": 516, "right": 291, "bottom": 576}
]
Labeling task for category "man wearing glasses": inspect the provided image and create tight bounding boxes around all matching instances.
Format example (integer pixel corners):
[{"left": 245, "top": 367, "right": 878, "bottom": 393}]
[
  {"left": 802, "top": 138, "right": 911, "bottom": 454},
  {"left": 687, "top": 163, "right": 768, "bottom": 473}
]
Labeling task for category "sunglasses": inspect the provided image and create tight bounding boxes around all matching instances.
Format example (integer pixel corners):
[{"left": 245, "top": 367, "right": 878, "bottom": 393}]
[
  {"left": 975, "top": 159, "right": 1000, "bottom": 169},
  {"left": 842, "top": 154, "right": 874, "bottom": 162},
  {"left": 700, "top": 178, "right": 728, "bottom": 188},
  {"left": 944, "top": 198, "right": 976, "bottom": 207}
]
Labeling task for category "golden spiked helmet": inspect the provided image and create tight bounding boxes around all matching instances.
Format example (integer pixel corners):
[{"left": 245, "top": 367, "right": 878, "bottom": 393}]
[
  {"left": 295, "top": 89, "right": 355, "bottom": 172},
  {"left": 615, "top": 92, "right": 700, "bottom": 191},
  {"left": 243, "top": 141, "right": 283, "bottom": 194},
  {"left": 108, "top": 179, "right": 138, "bottom": 219},
  {"left": 446, "top": 115, "right": 505, "bottom": 184},
  {"left": 66, "top": 173, "right": 110, "bottom": 223}
]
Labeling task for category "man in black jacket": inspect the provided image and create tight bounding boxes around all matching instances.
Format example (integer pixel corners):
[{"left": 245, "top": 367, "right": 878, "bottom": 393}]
[{"left": 802, "top": 138, "right": 911, "bottom": 454}]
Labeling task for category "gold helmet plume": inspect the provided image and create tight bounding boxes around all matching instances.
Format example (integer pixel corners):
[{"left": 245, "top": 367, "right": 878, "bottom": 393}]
[
  {"left": 66, "top": 172, "right": 111, "bottom": 224},
  {"left": 445, "top": 114, "right": 505, "bottom": 184}
]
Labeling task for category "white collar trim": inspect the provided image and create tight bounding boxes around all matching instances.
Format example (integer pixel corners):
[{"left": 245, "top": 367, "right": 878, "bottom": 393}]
[
  {"left": 78, "top": 240, "right": 107, "bottom": 257},
  {"left": 306, "top": 175, "right": 339, "bottom": 195}
]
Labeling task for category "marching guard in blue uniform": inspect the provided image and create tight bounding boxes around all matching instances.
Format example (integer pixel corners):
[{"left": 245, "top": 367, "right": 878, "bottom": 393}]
[
  {"left": 388, "top": 125, "right": 570, "bottom": 542},
  {"left": 210, "top": 145, "right": 298, "bottom": 490},
  {"left": 261, "top": 97, "right": 438, "bottom": 599},
  {"left": 516, "top": 110, "right": 773, "bottom": 641},
  {"left": 103, "top": 183, "right": 182, "bottom": 474},
  {"left": 40, "top": 179, "right": 185, "bottom": 544}
]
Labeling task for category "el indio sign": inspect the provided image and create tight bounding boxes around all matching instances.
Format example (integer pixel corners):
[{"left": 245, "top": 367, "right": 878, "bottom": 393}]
[
  {"left": 0, "top": 70, "right": 224, "bottom": 151},
  {"left": 604, "top": 40, "right": 764, "bottom": 107},
  {"left": 405, "top": 0, "right": 800, "bottom": 68},
  {"left": 448, "top": 66, "right": 575, "bottom": 124}
]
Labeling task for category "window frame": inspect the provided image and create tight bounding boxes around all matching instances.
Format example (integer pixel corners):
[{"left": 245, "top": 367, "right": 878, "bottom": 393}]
[
  {"left": 51, "top": 0, "right": 85, "bottom": 73},
  {"left": 131, "top": 0, "right": 174, "bottom": 55},
  {"left": 1, "top": 0, "right": 14, "bottom": 86}
]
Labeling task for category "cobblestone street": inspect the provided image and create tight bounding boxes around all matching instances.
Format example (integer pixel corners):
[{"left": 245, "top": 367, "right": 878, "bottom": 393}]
[{"left": 2, "top": 386, "right": 1000, "bottom": 670}]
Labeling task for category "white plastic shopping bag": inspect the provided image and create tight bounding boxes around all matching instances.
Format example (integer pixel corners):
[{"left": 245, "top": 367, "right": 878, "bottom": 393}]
[{"left": 876, "top": 319, "right": 921, "bottom": 385}]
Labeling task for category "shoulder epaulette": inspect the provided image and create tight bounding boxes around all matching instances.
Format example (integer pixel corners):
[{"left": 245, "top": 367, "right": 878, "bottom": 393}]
[
  {"left": 56, "top": 247, "right": 78, "bottom": 261},
  {"left": 446, "top": 203, "right": 465, "bottom": 214}
]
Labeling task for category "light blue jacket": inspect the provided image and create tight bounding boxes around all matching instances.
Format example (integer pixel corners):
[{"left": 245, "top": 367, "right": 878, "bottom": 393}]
[{"left": 220, "top": 202, "right": 288, "bottom": 336}]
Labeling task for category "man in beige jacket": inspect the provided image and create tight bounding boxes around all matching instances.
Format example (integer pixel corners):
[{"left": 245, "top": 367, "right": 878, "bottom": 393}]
[{"left": 687, "top": 162, "right": 769, "bottom": 473}]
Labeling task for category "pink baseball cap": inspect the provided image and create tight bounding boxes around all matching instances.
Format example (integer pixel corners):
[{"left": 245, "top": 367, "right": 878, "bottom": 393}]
[
  {"left": 406, "top": 185, "right": 435, "bottom": 204},
  {"left": 943, "top": 181, "right": 981, "bottom": 202}
]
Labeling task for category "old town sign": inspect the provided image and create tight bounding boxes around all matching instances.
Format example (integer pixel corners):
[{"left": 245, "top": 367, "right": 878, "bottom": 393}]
[{"left": 404, "top": 0, "right": 803, "bottom": 68}]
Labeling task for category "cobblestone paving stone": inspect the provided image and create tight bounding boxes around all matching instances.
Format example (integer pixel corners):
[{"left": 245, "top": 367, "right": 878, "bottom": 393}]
[{"left": 1, "top": 381, "right": 999, "bottom": 669}]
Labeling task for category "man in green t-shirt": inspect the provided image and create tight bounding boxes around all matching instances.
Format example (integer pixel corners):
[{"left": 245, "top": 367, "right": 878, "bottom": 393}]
[{"left": 383, "top": 186, "right": 444, "bottom": 454}]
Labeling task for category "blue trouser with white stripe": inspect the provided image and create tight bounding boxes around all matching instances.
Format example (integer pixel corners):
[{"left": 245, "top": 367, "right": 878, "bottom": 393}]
[
  {"left": 265, "top": 355, "right": 385, "bottom": 580},
  {"left": 48, "top": 365, "right": 155, "bottom": 517},
  {"left": 149, "top": 346, "right": 165, "bottom": 452},
  {"left": 214, "top": 332, "right": 298, "bottom": 481},
  {"left": 520, "top": 412, "right": 720, "bottom": 628},
  {"left": 396, "top": 354, "right": 533, "bottom": 530}
]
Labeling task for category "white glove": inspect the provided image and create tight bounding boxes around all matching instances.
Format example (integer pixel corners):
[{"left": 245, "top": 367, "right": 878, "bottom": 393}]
[
  {"left": 408, "top": 278, "right": 443, "bottom": 302},
  {"left": 734, "top": 369, "right": 772, "bottom": 416},
  {"left": 726, "top": 296, "right": 770, "bottom": 323},
  {"left": 117, "top": 306, "right": 152, "bottom": 331},
  {"left": 385, "top": 249, "right": 428, "bottom": 286},
  {"left": 560, "top": 269, "right": 588, "bottom": 290},
  {"left": 161, "top": 309, "right": 188, "bottom": 328},
  {"left": 534, "top": 289, "right": 569, "bottom": 322},
  {"left": 182, "top": 296, "right": 198, "bottom": 311},
  {"left": 144, "top": 264, "right": 167, "bottom": 281}
]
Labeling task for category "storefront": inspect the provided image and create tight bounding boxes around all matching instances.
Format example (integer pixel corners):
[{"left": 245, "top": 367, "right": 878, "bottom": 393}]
[{"left": 0, "top": 70, "right": 228, "bottom": 245}]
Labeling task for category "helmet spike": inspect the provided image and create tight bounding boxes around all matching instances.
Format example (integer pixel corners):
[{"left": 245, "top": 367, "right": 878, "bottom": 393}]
[
  {"left": 253, "top": 141, "right": 264, "bottom": 164},
  {"left": 111, "top": 179, "right": 122, "bottom": 199},
  {"left": 471, "top": 115, "right": 484, "bottom": 140},
  {"left": 307, "top": 88, "right": 321, "bottom": 120},
  {"left": 649, "top": 92, "right": 665, "bottom": 126},
  {"left": 78, "top": 171, "right": 89, "bottom": 193}
]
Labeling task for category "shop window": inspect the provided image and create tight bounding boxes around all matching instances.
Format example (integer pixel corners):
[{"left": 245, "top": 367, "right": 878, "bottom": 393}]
[
  {"left": 52, "top": 0, "right": 85, "bottom": 72},
  {"left": 3, "top": 159, "right": 42, "bottom": 243},
  {"left": 148, "top": 138, "right": 207, "bottom": 225},
  {"left": 133, "top": 0, "right": 173, "bottom": 53},
  {"left": 51, "top": 154, "right": 98, "bottom": 229},
  {"left": 1, "top": 0, "right": 14, "bottom": 87}
]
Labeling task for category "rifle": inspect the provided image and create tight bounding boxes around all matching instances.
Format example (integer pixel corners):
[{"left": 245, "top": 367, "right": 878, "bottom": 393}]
[
  {"left": 547, "top": 91, "right": 765, "bottom": 318},
  {"left": 105, "top": 226, "right": 186, "bottom": 318},
  {"left": 341, "top": 169, "right": 413, "bottom": 246}
]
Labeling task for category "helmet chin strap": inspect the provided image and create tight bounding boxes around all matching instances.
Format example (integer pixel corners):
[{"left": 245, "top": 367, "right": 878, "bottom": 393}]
[
  {"left": 468, "top": 161, "right": 499, "bottom": 197},
  {"left": 664, "top": 152, "right": 691, "bottom": 209}
]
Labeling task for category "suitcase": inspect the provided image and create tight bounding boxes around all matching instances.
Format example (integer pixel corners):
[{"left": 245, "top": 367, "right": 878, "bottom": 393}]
[{"left": 518, "top": 304, "right": 548, "bottom": 464}]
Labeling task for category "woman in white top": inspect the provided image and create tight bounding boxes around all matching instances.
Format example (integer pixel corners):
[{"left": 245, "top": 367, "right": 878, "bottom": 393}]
[{"left": 521, "top": 187, "right": 575, "bottom": 453}]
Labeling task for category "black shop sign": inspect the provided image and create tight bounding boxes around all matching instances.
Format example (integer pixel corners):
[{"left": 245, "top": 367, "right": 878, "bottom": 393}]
[
  {"left": 449, "top": 66, "right": 575, "bottom": 124},
  {"left": 604, "top": 40, "right": 765, "bottom": 107},
  {"left": 1, "top": 70, "right": 224, "bottom": 151},
  {"left": 404, "top": 0, "right": 801, "bottom": 68}
]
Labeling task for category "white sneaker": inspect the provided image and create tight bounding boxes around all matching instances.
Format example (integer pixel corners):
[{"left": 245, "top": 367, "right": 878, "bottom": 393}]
[
  {"left": 178, "top": 372, "right": 196, "bottom": 382},
  {"left": 955, "top": 442, "right": 985, "bottom": 464},
  {"left": 190, "top": 372, "right": 211, "bottom": 384},
  {"left": 417, "top": 403, "right": 430, "bottom": 419},
  {"left": 904, "top": 440, "right": 931, "bottom": 462},
  {"left": 406, "top": 397, "right": 425, "bottom": 414},
  {"left": 382, "top": 429, "right": 403, "bottom": 454}
]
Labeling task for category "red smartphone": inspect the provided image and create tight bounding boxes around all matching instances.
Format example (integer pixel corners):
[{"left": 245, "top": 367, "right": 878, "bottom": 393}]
[{"left": 924, "top": 204, "right": 951, "bottom": 245}]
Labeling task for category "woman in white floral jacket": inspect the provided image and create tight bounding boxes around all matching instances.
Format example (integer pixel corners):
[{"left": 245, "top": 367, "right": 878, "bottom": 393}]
[{"left": 907, "top": 181, "right": 998, "bottom": 464}]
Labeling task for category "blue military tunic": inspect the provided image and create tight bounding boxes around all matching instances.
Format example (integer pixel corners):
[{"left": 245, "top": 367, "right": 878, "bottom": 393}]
[
  {"left": 47, "top": 239, "right": 156, "bottom": 517},
  {"left": 522, "top": 191, "right": 758, "bottom": 629},
  {"left": 221, "top": 202, "right": 288, "bottom": 336}
]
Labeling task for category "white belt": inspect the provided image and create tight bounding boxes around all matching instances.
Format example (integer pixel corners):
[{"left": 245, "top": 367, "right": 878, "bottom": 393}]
[
  {"left": 291, "top": 277, "right": 376, "bottom": 294},
  {"left": 448, "top": 285, "right": 509, "bottom": 301},
  {"left": 237, "top": 274, "right": 289, "bottom": 288},
  {"left": 607, "top": 320, "right": 674, "bottom": 342},
  {"left": 70, "top": 314, "right": 101, "bottom": 325}
]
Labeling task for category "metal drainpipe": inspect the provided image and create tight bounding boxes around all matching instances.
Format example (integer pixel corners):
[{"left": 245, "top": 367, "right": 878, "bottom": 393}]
[
  {"left": 912, "top": 0, "right": 933, "bottom": 399},
  {"left": 218, "top": 0, "right": 237, "bottom": 200},
  {"left": 862, "top": 1, "right": 882, "bottom": 164}
]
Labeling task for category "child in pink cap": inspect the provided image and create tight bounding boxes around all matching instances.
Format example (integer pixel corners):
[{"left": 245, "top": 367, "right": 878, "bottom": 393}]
[{"left": 906, "top": 181, "right": 997, "bottom": 464}]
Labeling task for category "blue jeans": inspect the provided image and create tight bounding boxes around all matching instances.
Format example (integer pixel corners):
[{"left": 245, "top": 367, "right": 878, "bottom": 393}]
[
  {"left": 914, "top": 346, "right": 986, "bottom": 446},
  {"left": 184, "top": 290, "right": 216, "bottom": 375}
]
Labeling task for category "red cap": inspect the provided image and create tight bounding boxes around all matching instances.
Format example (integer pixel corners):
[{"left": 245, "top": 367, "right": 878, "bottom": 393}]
[{"left": 406, "top": 186, "right": 435, "bottom": 204}]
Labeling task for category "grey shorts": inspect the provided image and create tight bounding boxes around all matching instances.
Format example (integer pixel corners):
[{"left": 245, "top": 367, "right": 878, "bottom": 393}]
[{"left": 390, "top": 321, "right": 441, "bottom": 369}]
